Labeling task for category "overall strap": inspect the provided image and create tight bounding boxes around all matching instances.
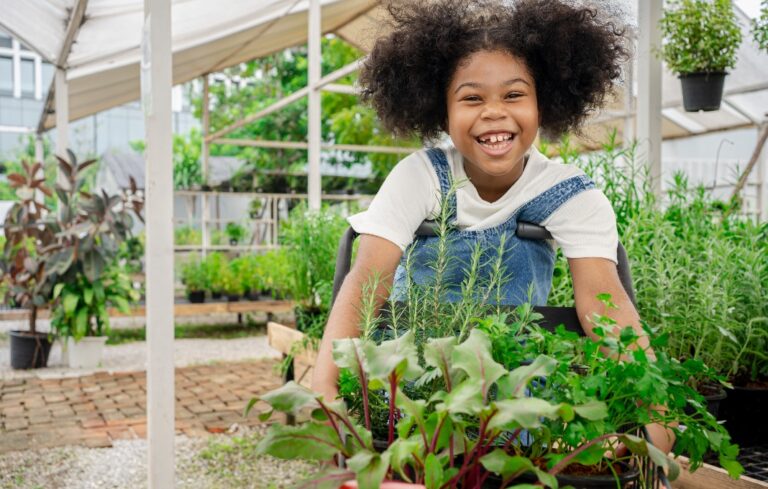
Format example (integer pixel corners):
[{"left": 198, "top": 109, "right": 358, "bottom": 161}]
[
  {"left": 425, "top": 148, "right": 457, "bottom": 222},
  {"left": 516, "top": 174, "right": 595, "bottom": 224}
]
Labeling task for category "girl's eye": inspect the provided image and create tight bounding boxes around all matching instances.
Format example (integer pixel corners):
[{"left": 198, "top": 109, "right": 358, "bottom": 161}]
[
  {"left": 506, "top": 92, "right": 523, "bottom": 100},
  {"left": 463, "top": 95, "right": 481, "bottom": 102}
]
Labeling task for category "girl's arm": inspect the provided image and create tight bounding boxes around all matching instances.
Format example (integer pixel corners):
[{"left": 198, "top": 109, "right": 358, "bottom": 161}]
[
  {"left": 311, "top": 234, "right": 403, "bottom": 400},
  {"left": 569, "top": 257, "right": 676, "bottom": 454}
]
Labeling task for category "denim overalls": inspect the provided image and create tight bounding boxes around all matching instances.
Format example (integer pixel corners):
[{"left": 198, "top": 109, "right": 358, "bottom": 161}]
[{"left": 391, "top": 148, "right": 595, "bottom": 306}]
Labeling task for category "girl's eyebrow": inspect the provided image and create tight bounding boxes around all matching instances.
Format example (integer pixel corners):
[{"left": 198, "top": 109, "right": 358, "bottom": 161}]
[{"left": 453, "top": 78, "right": 531, "bottom": 93}]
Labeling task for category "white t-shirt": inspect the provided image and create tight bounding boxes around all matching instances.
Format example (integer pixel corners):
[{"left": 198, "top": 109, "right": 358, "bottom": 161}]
[{"left": 348, "top": 145, "right": 618, "bottom": 263}]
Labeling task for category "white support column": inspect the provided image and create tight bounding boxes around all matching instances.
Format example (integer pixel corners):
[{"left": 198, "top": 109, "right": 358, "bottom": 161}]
[
  {"left": 202, "top": 75, "right": 210, "bottom": 184},
  {"left": 622, "top": 58, "right": 635, "bottom": 149},
  {"left": 141, "top": 0, "right": 175, "bottom": 487},
  {"left": 307, "top": 0, "right": 322, "bottom": 210},
  {"left": 34, "top": 135, "right": 44, "bottom": 164},
  {"left": 55, "top": 69, "right": 69, "bottom": 162},
  {"left": 637, "top": 0, "right": 663, "bottom": 200}
]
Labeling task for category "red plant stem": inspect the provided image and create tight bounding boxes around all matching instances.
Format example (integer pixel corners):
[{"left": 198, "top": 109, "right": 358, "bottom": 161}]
[
  {"left": 502, "top": 428, "right": 523, "bottom": 452},
  {"left": 388, "top": 372, "right": 398, "bottom": 446},
  {"left": 353, "top": 344, "right": 372, "bottom": 431},
  {"left": 429, "top": 413, "right": 447, "bottom": 453},
  {"left": 548, "top": 433, "right": 617, "bottom": 476},
  {"left": 442, "top": 417, "right": 491, "bottom": 489},
  {"left": 449, "top": 435, "right": 455, "bottom": 468},
  {"left": 329, "top": 409, "right": 368, "bottom": 450}
]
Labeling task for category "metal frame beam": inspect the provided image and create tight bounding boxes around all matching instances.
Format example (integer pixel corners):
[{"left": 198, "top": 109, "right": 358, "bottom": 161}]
[
  {"left": 637, "top": 0, "right": 663, "bottom": 199},
  {"left": 211, "top": 138, "right": 417, "bottom": 154},
  {"left": 36, "top": 0, "right": 89, "bottom": 135}
]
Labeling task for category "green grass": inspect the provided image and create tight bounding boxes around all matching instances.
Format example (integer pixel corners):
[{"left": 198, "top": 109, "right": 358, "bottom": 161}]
[
  {"left": 195, "top": 429, "right": 319, "bottom": 488},
  {"left": 106, "top": 321, "right": 267, "bottom": 345}
]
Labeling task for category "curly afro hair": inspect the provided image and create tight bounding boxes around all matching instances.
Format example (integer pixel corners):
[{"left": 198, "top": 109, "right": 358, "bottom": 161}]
[{"left": 359, "top": 0, "right": 630, "bottom": 141}]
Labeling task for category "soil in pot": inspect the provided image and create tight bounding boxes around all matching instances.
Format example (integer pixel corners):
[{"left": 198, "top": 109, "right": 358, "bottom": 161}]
[
  {"left": 187, "top": 290, "right": 205, "bottom": 303},
  {"left": 9, "top": 331, "right": 53, "bottom": 369},
  {"left": 719, "top": 380, "right": 768, "bottom": 448}
]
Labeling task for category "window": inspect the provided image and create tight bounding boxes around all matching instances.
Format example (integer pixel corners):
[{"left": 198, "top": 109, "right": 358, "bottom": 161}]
[
  {"left": 0, "top": 56, "right": 12, "bottom": 95},
  {"left": 0, "top": 34, "right": 11, "bottom": 49},
  {"left": 21, "top": 58, "right": 34, "bottom": 97}
]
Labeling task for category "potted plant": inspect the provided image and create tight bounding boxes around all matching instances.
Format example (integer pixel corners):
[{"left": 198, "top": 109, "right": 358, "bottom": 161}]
[
  {"left": 202, "top": 252, "right": 227, "bottom": 299},
  {"left": 231, "top": 254, "right": 261, "bottom": 300},
  {"left": 659, "top": 0, "right": 743, "bottom": 111},
  {"left": 45, "top": 150, "right": 144, "bottom": 368},
  {"left": 221, "top": 264, "right": 243, "bottom": 302},
  {"left": 225, "top": 221, "right": 246, "bottom": 246},
  {"left": 181, "top": 258, "right": 206, "bottom": 303},
  {"left": 51, "top": 265, "right": 138, "bottom": 368},
  {"left": 0, "top": 161, "right": 56, "bottom": 369},
  {"left": 281, "top": 205, "right": 348, "bottom": 336},
  {"left": 249, "top": 328, "right": 693, "bottom": 489}
]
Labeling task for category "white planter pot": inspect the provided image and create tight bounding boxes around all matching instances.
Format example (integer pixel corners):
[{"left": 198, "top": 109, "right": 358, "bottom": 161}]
[{"left": 66, "top": 336, "right": 108, "bottom": 368}]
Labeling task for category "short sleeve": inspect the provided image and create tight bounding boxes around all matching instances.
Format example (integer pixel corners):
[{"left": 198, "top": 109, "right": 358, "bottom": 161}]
[
  {"left": 347, "top": 152, "right": 438, "bottom": 251},
  {"left": 541, "top": 188, "right": 618, "bottom": 263}
]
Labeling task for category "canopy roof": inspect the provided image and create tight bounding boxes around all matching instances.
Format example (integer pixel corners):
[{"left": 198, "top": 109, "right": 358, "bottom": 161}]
[{"left": 0, "top": 0, "right": 766, "bottom": 138}]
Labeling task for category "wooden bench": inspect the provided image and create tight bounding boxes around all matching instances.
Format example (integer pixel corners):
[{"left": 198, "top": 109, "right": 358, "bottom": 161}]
[{"left": 0, "top": 299, "right": 294, "bottom": 323}]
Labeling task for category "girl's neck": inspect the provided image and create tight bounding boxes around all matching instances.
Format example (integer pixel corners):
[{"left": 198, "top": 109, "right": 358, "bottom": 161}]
[{"left": 463, "top": 155, "right": 528, "bottom": 203}]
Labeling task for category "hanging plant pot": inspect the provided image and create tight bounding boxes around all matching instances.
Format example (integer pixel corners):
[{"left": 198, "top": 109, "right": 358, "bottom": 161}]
[
  {"left": 679, "top": 72, "right": 727, "bottom": 112},
  {"left": 9, "top": 331, "right": 53, "bottom": 369}
]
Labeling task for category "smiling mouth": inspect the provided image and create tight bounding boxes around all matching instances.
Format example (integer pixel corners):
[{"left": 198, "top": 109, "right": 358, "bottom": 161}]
[{"left": 475, "top": 132, "right": 515, "bottom": 150}]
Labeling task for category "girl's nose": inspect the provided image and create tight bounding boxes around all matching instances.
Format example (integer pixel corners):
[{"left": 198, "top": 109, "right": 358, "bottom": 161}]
[{"left": 480, "top": 101, "right": 507, "bottom": 120}]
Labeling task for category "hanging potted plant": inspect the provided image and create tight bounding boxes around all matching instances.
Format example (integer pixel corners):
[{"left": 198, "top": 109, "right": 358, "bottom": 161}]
[
  {"left": 0, "top": 161, "right": 56, "bottom": 369},
  {"left": 753, "top": 0, "right": 768, "bottom": 52},
  {"left": 659, "top": 0, "right": 743, "bottom": 111},
  {"left": 225, "top": 221, "right": 246, "bottom": 246}
]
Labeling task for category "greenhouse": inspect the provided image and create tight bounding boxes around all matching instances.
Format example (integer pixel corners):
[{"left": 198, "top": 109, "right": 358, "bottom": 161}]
[{"left": 0, "top": 0, "right": 767, "bottom": 488}]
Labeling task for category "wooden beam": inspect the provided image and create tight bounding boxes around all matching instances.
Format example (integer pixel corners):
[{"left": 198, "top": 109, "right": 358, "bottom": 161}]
[{"left": 673, "top": 457, "right": 768, "bottom": 489}]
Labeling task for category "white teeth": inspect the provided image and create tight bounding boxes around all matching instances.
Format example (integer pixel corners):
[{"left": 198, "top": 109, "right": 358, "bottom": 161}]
[
  {"left": 478, "top": 133, "right": 513, "bottom": 145},
  {"left": 491, "top": 135, "right": 498, "bottom": 143}
]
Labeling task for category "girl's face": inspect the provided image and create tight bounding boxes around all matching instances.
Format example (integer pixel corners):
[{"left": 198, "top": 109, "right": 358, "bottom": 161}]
[{"left": 446, "top": 50, "right": 539, "bottom": 196}]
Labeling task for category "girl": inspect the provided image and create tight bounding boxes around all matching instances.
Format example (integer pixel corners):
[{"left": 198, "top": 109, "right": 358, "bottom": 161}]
[{"left": 312, "top": 0, "right": 673, "bottom": 451}]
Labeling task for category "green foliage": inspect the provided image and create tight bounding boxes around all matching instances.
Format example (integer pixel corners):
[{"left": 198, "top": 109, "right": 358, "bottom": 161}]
[
  {"left": 280, "top": 204, "right": 348, "bottom": 334},
  {"left": 225, "top": 222, "right": 247, "bottom": 244},
  {"left": 250, "top": 316, "right": 742, "bottom": 487},
  {"left": 131, "top": 129, "right": 202, "bottom": 190},
  {"left": 175, "top": 226, "right": 202, "bottom": 246},
  {"left": 181, "top": 258, "right": 207, "bottom": 293},
  {"left": 544, "top": 132, "right": 768, "bottom": 384},
  {"left": 754, "top": 0, "right": 768, "bottom": 51},
  {"left": 202, "top": 252, "right": 228, "bottom": 294},
  {"left": 659, "top": 0, "right": 743, "bottom": 73},
  {"left": 50, "top": 265, "right": 140, "bottom": 340},
  {"left": 254, "top": 248, "right": 291, "bottom": 297},
  {"left": 193, "top": 36, "right": 418, "bottom": 189}
]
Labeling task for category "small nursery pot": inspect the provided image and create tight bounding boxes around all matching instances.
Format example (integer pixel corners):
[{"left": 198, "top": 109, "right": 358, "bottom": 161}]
[
  {"left": 187, "top": 290, "right": 205, "bottom": 304},
  {"left": 66, "top": 336, "right": 108, "bottom": 369},
  {"left": 211, "top": 291, "right": 223, "bottom": 300},
  {"left": 226, "top": 294, "right": 240, "bottom": 302},
  {"left": 679, "top": 72, "right": 727, "bottom": 112}
]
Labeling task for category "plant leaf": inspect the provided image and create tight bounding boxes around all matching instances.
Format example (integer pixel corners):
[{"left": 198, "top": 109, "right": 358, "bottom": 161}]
[
  {"left": 256, "top": 423, "right": 343, "bottom": 461},
  {"left": 451, "top": 329, "right": 506, "bottom": 399},
  {"left": 497, "top": 355, "right": 557, "bottom": 399},
  {"left": 347, "top": 450, "right": 391, "bottom": 489}
]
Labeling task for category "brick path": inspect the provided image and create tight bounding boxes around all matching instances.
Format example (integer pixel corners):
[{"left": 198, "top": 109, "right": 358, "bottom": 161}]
[{"left": 0, "top": 360, "right": 280, "bottom": 453}]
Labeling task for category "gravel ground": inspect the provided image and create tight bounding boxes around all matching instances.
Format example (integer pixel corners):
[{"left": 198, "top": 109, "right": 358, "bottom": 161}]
[
  {"left": 0, "top": 426, "right": 320, "bottom": 489},
  {"left": 0, "top": 335, "right": 282, "bottom": 381}
]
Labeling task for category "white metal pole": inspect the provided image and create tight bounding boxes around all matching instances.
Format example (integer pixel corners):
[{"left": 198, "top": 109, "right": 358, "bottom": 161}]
[
  {"left": 141, "top": 0, "right": 175, "bottom": 486},
  {"left": 201, "top": 75, "right": 210, "bottom": 258},
  {"left": 34, "top": 135, "right": 44, "bottom": 164},
  {"left": 637, "top": 0, "right": 663, "bottom": 200},
  {"left": 54, "top": 68, "right": 69, "bottom": 166},
  {"left": 307, "top": 0, "right": 322, "bottom": 210}
]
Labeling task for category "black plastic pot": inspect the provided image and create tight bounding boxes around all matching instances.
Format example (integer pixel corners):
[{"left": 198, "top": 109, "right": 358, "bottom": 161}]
[
  {"left": 187, "top": 290, "right": 205, "bottom": 303},
  {"left": 229, "top": 238, "right": 239, "bottom": 246},
  {"left": 511, "top": 462, "right": 640, "bottom": 489},
  {"left": 226, "top": 294, "right": 240, "bottom": 302},
  {"left": 679, "top": 72, "right": 727, "bottom": 112},
  {"left": 9, "top": 331, "right": 53, "bottom": 369},
  {"left": 211, "top": 291, "right": 223, "bottom": 300},
  {"left": 684, "top": 384, "right": 727, "bottom": 419},
  {"left": 719, "top": 385, "right": 768, "bottom": 448}
]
